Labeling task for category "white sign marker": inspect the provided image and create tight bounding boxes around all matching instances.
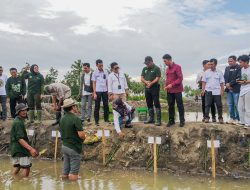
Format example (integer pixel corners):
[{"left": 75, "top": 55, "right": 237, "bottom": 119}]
[
  {"left": 148, "top": 137, "right": 154, "bottom": 144},
  {"left": 52, "top": 131, "right": 61, "bottom": 138},
  {"left": 97, "top": 130, "right": 110, "bottom": 137},
  {"left": 207, "top": 140, "right": 220, "bottom": 148},
  {"left": 97, "top": 130, "right": 103, "bottom": 137},
  {"left": 104, "top": 130, "right": 110, "bottom": 137},
  {"left": 156, "top": 137, "right": 162, "bottom": 145},
  {"left": 27, "top": 129, "right": 34, "bottom": 136}
]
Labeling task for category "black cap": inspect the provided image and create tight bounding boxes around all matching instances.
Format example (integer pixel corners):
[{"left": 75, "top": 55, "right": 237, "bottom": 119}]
[
  {"left": 144, "top": 56, "right": 153, "bottom": 65},
  {"left": 110, "top": 62, "right": 118, "bottom": 69}
]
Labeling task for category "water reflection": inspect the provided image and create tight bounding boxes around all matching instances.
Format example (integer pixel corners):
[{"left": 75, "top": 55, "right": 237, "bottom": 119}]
[{"left": 0, "top": 149, "right": 249, "bottom": 190}]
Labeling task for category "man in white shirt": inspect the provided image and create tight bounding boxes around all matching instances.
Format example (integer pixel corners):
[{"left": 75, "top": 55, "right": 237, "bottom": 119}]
[
  {"left": 92, "top": 59, "right": 109, "bottom": 126},
  {"left": 112, "top": 98, "right": 135, "bottom": 138},
  {"left": 202, "top": 59, "right": 225, "bottom": 124},
  {"left": 237, "top": 55, "right": 250, "bottom": 128},
  {"left": 196, "top": 60, "right": 216, "bottom": 122},
  {"left": 78, "top": 63, "right": 93, "bottom": 124},
  {"left": 108, "top": 62, "right": 129, "bottom": 102},
  {"left": 0, "top": 66, "right": 8, "bottom": 121}
]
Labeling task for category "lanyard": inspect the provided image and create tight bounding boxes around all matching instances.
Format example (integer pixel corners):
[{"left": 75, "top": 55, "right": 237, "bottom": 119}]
[{"left": 114, "top": 73, "right": 120, "bottom": 85}]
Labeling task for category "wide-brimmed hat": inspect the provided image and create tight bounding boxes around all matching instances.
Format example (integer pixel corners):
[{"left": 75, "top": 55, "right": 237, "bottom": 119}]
[
  {"left": 62, "top": 98, "right": 76, "bottom": 108},
  {"left": 15, "top": 103, "right": 28, "bottom": 115}
]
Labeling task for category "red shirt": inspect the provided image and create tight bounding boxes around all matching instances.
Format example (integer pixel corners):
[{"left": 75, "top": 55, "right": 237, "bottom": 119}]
[{"left": 165, "top": 62, "right": 184, "bottom": 93}]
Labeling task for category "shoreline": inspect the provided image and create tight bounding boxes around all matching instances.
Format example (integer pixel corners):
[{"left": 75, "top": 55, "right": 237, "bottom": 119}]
[{"left": 0, "top": 120, "right": 249, "bottom": 179}]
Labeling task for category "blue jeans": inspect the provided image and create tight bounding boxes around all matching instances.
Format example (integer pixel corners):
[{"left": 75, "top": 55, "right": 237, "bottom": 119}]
[{"left": 227, "top": 91, "right": 240, "bottom": 120}]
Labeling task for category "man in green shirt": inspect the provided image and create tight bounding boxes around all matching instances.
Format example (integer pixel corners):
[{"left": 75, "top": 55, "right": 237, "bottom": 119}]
[
  {"left": 22, "top": 64, "right": 44, "bottom": 124},
  {"left": 141, "top": 56, "right": 162, "bottom": 126},
  {"left": 60, "top": 98, "right": 85, "bottom": 181},
  {"left": 6, "top": 68, "right": 26, "bottom": 118},
  {"left": 10, "top": 103, "right": 38, "bottom": 177}
]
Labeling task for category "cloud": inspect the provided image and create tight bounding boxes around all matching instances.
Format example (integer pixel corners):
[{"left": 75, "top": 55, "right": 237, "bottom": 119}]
[
  {"left": 0, "top": 22, "right": 54, "bottom": 40},
  {"left": 0, "top": 0, "right": 250, "bottom": 89}
]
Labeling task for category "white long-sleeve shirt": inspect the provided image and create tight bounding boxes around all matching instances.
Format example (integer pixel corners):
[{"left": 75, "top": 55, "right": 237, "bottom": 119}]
[
  {"left": 108, "top": 71, "right": 128, "bottom": 94},
  {"left": 113, "top": 102, "right": 132, "bottom": 133}
]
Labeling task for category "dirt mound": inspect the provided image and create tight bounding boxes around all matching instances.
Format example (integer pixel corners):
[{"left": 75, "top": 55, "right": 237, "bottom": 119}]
[{"left": 0, "top": 121, "right": 249, "bottom": 178}]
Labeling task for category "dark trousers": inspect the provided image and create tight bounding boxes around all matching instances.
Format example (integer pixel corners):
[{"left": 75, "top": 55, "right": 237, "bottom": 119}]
[
  {"left": 0, "top": 95, "right": 7, "bottom": 120},
  {"left": 27, "top": 93, "right": 42, "bottom": 110},
  {"left": 201, "top": 95, "right": 216, "bottom": 119},
  {"left": 167, "top": 92, "right": 185, "bottom": 123},
  {"left": 145, "top": 86, "right": 161, "bottom": 109},
  {"left": 205, "top": 91, "right": 223, "bottom": 119},
  {"left": 94, "top": 91, "right": 109, "bottom": 123},
  {"left": 10, "top": 96, "right": 23, "bottom": 118}
]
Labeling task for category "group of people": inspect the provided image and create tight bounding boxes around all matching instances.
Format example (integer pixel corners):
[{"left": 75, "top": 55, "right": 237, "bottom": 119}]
[
  {"left": 3, "top": 53, "right": 250, "bottom": 181},
  {"left": 196, "top": 54, "right": 250, "bottom": 128}
]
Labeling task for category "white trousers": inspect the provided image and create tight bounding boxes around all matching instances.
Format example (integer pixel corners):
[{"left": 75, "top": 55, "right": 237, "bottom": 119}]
[{"left": 238, "top": 91, "right": 250, "bottom": 126}]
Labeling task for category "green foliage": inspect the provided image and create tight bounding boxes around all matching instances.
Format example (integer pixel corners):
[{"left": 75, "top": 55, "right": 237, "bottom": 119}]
[
  {"left": 125, "top": 73, "right": 144, "bottom": 94},
  {"left": 62, "top": 59, "right": 82, "bottom": 99},
  {"left": 44, "top": 67, "right": 58, "bottom": 85},
  {"left": 184, "top": 85, "right": 200, "bottom": 97}
]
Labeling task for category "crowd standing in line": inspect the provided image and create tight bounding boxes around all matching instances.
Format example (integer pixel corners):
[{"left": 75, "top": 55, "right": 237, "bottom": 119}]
[{"left": 0, "top": 53, "right": 249, "bottom": 180}]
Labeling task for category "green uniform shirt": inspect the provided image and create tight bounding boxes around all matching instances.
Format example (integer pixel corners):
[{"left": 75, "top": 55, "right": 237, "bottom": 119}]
[
  {"left": 5, "top": 76, "right": 26, "bottom": 98},
  {"left": 23, "top": 71, "right": 44, "bottom": 94},
  {"left": 10, "top": 116, "right": 31, "bottom": 157},
  {"left": 59, "top": 112, "right": 83, "bottom": 154},
  {"left": 141, "top": 64, "right": 161, "bottom": 88}
]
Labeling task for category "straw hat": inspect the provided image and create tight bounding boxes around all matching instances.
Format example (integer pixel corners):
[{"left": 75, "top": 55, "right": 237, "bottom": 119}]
[{"left": 62, "top": 98, "right": 76, "bottom": 108}]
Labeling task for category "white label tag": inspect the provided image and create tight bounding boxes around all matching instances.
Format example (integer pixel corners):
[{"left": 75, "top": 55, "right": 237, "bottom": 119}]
[
  {"left": 52, "top": 131, "right": 61, "bottom": 138},
  {"left": 97, "top": 130, "right": 110, "bottom": 137},
  {"left": 156, "top": 137, "right": 162, "bottom": 144},
  {"left": 97, "top": 130, "right": 103, "bottom": 137},
  {"left": 104, "top": 130, "right": 110, "bottom": 137},
  {"left": 27, "top": 130, "right": 34, "bottom": 136},
  {"left": 207, "top": 140, "right": 220, "bottom": 148},
  {"left": 148, "top": 137, "right": 154, "bottom": 144}
]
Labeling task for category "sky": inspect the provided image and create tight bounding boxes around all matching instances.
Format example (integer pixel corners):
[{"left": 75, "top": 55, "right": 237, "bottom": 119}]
[{"left": 1, "top": 0, "right": 250, "bottom": 86}]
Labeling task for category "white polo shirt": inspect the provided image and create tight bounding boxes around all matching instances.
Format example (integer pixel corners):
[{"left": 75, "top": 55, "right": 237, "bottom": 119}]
[
  {"left": 240, "top": 67, "right": 250, "bottom": 96},
  {"left": 108, "top": 71, "right": 128, "bottom": 94},
  {"left": 202, "top": 69, "right": 225, "bottom": 95},
  {"left": 0, "top": 74, "right": 8, "bottom": 95},
  {"left": 91, "top": 69, "right": 109, "bottom": 92}
]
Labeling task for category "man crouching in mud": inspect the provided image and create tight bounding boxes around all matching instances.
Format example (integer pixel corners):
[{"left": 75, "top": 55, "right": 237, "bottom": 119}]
[
  {"left": 60, "top": 98, "right": 85, "bottom": 181},
  {"left": 10, "top": 103, "right": 38, "bottom": 177}
]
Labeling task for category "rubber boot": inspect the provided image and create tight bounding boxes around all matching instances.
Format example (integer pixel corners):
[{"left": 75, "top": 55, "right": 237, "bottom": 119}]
[
  {"left": 144, "top": 108, "right": 155, "bottom": 124},
  {"left": 26, "top": 110, "right": 35, "bottom": 125},
  {"left": 52, "top": 111, "right": 61, "bottom": 126},
  {"left": 35, "top": 110, "right": 42, "bottom": 124},
  {"left": 155, "top": 108, "right": 161, "bottom": 126}
]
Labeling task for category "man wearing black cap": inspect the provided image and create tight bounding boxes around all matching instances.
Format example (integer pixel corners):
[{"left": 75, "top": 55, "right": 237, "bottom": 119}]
[{"left": 141, "top": 56, "right": 161, "bottom": 126}]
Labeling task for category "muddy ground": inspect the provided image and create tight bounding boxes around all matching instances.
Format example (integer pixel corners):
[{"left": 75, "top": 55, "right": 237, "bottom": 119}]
[{"left": 0, "top": 120, "right": 249, "bottom": 178}]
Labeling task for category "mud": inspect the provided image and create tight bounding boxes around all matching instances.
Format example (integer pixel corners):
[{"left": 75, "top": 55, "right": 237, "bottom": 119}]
[{"left": 0, "top": 120, "right": 249, "bottom": 178}]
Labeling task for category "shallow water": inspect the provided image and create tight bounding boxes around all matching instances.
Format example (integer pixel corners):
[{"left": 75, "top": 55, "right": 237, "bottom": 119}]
[{"left": 0, "top": 158, "right": 249, "bottom": 190}]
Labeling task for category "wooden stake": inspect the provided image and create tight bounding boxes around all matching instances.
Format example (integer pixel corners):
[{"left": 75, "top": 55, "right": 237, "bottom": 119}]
[
  {"left": 211, "top": 135, "right": 216, "bottom": 179},
  {"left": 54, "top": 130, "right": 58, "bottom": 160},
  {"left": 102, "top": 129, "right": 106, "bottom": 165},
  {"left": 154, "top": 137, "right": 157, "bottom": 174}
]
